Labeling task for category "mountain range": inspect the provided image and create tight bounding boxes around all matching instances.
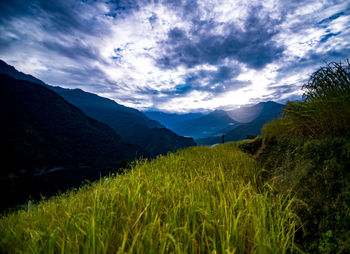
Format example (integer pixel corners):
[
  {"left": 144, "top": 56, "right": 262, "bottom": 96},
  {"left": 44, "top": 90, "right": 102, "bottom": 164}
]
[
  {"left": 144, "top": 111, "right": 205, "bottom": 130},
  {"left": 0, "top": 60, "right": 195, "bottom": 157},
  {"left": 196, "top": 102, "right": 285, "bottom": 145},
  {"left": 172, "top": 110, "right": 237, "bottom": 139},
  {"left": 145, "top": 101, "right": 285, "bottom": 144}
]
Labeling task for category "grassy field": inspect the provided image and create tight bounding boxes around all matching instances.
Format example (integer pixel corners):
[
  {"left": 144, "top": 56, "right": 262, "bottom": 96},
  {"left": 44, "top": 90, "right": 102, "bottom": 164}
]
[{"left": 0, "top": 143, "right": 300, "bottom": 253}]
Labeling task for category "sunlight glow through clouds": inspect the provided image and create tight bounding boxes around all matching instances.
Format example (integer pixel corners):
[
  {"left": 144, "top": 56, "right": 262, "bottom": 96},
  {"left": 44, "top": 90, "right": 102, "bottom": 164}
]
[{"left": 0, "top": 0, "right": 349, "bottom": 112}]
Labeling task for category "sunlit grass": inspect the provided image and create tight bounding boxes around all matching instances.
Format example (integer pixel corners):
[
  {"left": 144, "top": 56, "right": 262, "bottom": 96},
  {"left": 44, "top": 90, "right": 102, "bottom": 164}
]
[{"left": 0, "top": 144, "right": 299, "bottom": 253}]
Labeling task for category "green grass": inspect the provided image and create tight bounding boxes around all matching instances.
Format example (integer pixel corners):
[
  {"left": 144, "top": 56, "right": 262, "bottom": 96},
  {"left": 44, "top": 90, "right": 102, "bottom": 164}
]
[
  {"left": 0, "top": 144, "right": 300, "bottom": 253},
  {"left": 262, "top": 59, "right": 350, "bottom": 139}
]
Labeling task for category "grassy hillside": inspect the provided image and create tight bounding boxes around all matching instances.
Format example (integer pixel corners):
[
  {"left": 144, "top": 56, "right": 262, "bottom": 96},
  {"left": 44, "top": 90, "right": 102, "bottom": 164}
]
[{"left": 0, "top": 144, "right": 299, "bottom": 253}]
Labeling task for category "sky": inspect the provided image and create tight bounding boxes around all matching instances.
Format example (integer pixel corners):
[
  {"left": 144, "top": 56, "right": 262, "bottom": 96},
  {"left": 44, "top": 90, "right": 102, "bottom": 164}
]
[{"left": 0, "top": 0, "right": 349, "bottom": 112}]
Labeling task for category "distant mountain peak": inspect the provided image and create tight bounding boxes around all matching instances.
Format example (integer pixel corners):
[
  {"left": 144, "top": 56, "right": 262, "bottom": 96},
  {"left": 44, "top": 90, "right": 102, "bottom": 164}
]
[{"left": 209, "top": 109, "right": 230, "bottom": 117}]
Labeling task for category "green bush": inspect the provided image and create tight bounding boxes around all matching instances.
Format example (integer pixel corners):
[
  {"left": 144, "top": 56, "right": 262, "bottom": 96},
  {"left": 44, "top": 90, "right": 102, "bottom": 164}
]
[
  {"left": 257, "top": 136, "right": 350, "bottom": 253},
  {"left": 302, "top": 60, "right": 350, "bottom": 102},
  {"left": 283, "top": 96, "right": 350, "bottom": 138},
  {"left": 262, "top": 59, "right": 350, "bottom": 139},
  {"left": 284, "top": 60, "right": 350, "bottom": 138},
  {"left": 258, "top": 60, "right": 350, "bottom": 253},
  {"left": 261, "top": 118, "right": 290, "bottom": 140}
]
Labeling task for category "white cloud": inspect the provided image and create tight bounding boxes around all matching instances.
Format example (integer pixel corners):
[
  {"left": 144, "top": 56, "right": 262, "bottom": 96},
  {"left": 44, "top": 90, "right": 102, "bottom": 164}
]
[{"left": 0, "top": 0, "right": 349, "bottom": 112}]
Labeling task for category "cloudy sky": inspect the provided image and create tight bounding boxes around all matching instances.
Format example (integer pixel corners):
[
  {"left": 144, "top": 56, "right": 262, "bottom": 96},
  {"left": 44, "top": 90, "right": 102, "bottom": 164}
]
[{"left": 0, "top": 0, "right": 349, "bottom": 112}]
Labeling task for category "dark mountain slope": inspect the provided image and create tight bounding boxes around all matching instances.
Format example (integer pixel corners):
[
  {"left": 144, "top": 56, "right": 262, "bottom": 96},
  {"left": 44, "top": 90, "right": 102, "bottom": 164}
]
[
  {"left": 0, "top": 74, "right": 142, "bottom": 175},
  {"left": 49, "top": 87, "right": 195, "bottom": 155},
  {"left": 0, "top": 74, "right": 145, "bottom": 209},
  {"left": 123, "top": 124, "right": 195, "bottom": 155},
  {"left": 0, "top": 59, "right": 46, "bottom": 85},
  {"left": 247, "top": 101, "right": 284, "bottom": 122},
  {"left": 0, "top": 60, "right": 195, "bottom": 156},
  {"left": 50, "top": 86, "right": 162, "bottom": 131}
]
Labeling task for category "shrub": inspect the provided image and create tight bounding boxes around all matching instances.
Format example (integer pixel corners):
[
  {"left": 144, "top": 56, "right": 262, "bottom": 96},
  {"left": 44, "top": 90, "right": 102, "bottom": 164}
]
[
  {"left": 263, "top": 59, "right": 350, "bottom": 139},
  {"left": 302, "top": 60, "right": 350, "bottom": 102},
  {"left": 258, "top": 59, "right": 350, "bottom": 253},
  {"left": 257, "top": 136, "right": 350, "bottom": 253},
  {"left": 261, "top": 118, "right": 289, "bottom": 140}
]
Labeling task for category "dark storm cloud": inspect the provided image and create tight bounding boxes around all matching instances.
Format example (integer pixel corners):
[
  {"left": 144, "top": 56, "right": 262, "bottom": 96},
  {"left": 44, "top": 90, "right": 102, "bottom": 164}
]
[
  {"left": 0, "top": 0, "right": 108, "bottom": 36},
  {"left": 182, "top": 65, "right": 242, "bottom": 88},
  {"left": 40, "top": 63, "right": 106, "bottom": 89},
  {"left": 56, "top": 64, "right": 106, "bottom": 81},
  {"left": 179, "top": 66, "right": 246, "bottom": 95},
  {"left": 208, "top": 66, "right": 241, "bottom": 86},
  {"left": 148, "top": 12, "right": 158, "bottom": 28},
  {"left": 41, "top": 39, "right": 104, "bottom": 62},
  {"left": 0, "top": 0, "right": 33, "bottom": 21},
  {"left": 271, "top": 53, "right": 350, "bottom": 102},
  {"left": 275, "top": 46, "right": 350, "bottom": 85},
  {"left": 0, "top": 0, "right": 116, "bottom": 91},
  {"left": 129, "top": 64, "right": 248, "bottom": 107},
  {"left": 162, "top": 0, "right": 201, "bottom": 19},
  {"left": 267, "top": 84, "right": 296, "bottom": 93},
  {"left": 105, "top": 0, "right": 144, "bottom": 17},
  {"left": 0, "top": 0, "right": 112, "bottom": 60},
  {"left": 259, "top": 85, "right": 302, "bottom": 104},
  {"left": 140, "top": 65, "right": 249, "bottom": 102},
  {"left": 319, "top": 32, "right": 341, "bottom": 43},
  {"left": 156, "top": 5, "right": 285, "bottom": 70},
  {"left": 266, "top": 84, "right": 301, "bottom": 99},
  {"left": 135, "top": 86, "right": 160, "bottom": 96}
]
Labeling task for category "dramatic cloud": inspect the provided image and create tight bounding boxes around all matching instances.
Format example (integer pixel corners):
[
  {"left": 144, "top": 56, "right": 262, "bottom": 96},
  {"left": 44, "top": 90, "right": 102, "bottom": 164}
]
[
  {"left": 157, "top": 6, "right": 284, "bottom": 70},
  {"left": 0, "top": 0, "right": 349, "bottom": 112}
]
